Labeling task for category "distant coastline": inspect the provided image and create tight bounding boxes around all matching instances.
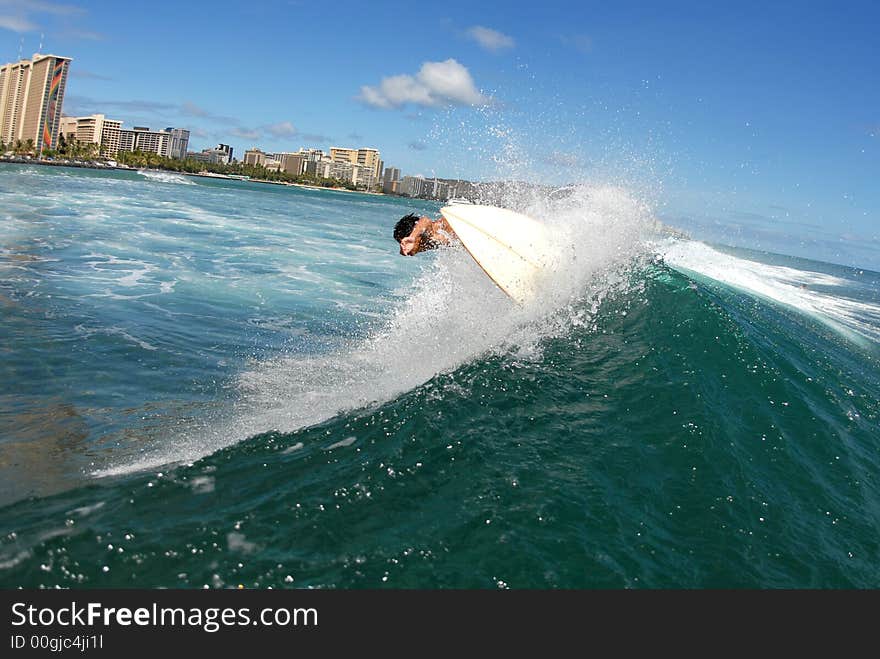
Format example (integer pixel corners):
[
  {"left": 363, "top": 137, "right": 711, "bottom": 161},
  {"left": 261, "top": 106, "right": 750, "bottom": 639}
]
[{"left": 0, "top": 156, "right": 390, "bottom": 197}]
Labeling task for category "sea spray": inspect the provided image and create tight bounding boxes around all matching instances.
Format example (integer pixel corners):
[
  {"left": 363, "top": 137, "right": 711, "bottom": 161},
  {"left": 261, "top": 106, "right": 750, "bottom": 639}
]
[
  {"left": 5, "top": 165, "right": 880, "bottom": 588},
  {"left": 137, "top": 170, "right": 195, "bottom": 185},
  {"left": 100, "top": 183, "right": 661, "bottom": 474},
  {"left": 662, "top": 240, "right": 880, "bottom": 345}
]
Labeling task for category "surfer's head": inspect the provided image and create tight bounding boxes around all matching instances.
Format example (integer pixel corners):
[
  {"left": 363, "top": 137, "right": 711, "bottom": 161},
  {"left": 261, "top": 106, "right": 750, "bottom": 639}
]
[{"left": 393, "top": 213, "right": 420, "bottom": 244}]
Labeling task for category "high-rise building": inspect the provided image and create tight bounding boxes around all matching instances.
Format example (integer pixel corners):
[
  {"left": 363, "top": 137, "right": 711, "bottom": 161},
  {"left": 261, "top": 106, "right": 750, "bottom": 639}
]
[
  {"left": 187, "top": 145, "right": 233, "bottom": 165},
  {"left": 99, "top": 118, "right": 123, "bottom": 157},
  {"left": 58, "top": 116, "right": 78, "bottom": 142},
  {"left": 399, "top": 175, "right": 428, "bottom": 198},
  {"left": 185, "top": 150, "right": 211, "bottom": 163},
  {"left": 214, "top": 144, "right": 233, "bottom": 164},
  {"left": 279, "top": 152, "right": 305, "bottom": 175},
  {"left": 0, "top": 53, "right": 72, "bottom": 151},
  {"left": 351, "top": 165, "right": 377, "bottom": 189},
  {"left": 300, "top": 148, "right": 325, "bottom": 161},
  {"left": 119, "top": 126, "right": 170, "bottom": 156},
  {"left": 165, "top": 128, "right": 190, "bottom": 159},
  {"left": 330, "top": 147, "right": 382, "bottom": 179},
  {"left": 60, "top": 114, "right": 123, "bottom": 156},
  {"left": 244, "top": 148, "right": 267, "bottom": 166}
]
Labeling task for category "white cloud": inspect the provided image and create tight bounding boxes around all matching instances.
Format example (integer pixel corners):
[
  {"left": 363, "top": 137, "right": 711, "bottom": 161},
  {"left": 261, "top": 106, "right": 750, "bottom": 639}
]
[
  {"left": 7, "top": 1, "right": 85, "bottom": 16},
  {"left": 0, "top": 0, "right": 87, "bottom": 34},
  {"left": 359, "top": 59, "right": 489, "bottom": 110},
  {"left": 0, "top": 14, "right": 36, "bottom": 31},
  {"left": 466, "top": 25, "right": 514, "bottom": 52},
  {"left": 231, "top": 127, "right": 261, "bottom": 140},
  {"left": 265, "top": 121, "right": 296, "bottom": 137},
  {"left": 181, "top": 101, "right": 209, "bottom": 117}
]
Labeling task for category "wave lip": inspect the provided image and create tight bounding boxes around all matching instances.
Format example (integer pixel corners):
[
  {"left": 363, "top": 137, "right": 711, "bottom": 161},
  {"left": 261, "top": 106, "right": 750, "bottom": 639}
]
[{"left": 662, "top": 240, "right": 880, "bottom": 344}]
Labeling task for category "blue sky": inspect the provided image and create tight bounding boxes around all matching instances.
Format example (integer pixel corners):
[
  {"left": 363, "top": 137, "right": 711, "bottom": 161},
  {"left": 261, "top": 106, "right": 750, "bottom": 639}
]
[{"left": 2, "top": 0, "right": 878, "bottom": 268}]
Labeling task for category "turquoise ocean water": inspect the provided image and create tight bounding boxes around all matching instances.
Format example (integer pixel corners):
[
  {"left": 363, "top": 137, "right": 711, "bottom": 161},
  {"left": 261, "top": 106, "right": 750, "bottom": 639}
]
[{"left": 1, "top": 163, "right": 878, "bottom": 587}]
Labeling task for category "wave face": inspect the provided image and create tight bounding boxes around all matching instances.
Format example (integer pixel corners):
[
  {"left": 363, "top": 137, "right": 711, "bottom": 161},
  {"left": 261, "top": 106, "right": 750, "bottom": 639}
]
[{"left": 1, "top": 164, "right": 879, "bottom": 588}]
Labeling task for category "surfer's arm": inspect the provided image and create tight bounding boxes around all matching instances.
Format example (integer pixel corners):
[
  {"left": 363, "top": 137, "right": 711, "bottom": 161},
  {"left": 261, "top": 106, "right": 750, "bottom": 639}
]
[
  {"left": 400, "top": 217, "right": 437, "bottom": 255},
  {"left": 434, "top": 216, "right": 458, "bottom": 244},
  {"left": 399, "top": 216, "right": 457, "bottom": 255},
  {"left": 399, "top": 217, "right": 430, "bottom": 255}
]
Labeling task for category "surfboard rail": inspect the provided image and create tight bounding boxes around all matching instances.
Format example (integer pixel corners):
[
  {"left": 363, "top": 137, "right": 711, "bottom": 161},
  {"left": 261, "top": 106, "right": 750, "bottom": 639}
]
[{"left": 440, "top": 204, "right": 552, "bottom": 304}]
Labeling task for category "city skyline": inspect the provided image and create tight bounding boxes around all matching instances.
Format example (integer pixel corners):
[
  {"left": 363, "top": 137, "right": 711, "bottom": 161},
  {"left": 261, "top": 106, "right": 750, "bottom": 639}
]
[{"left": 0, "top": 0, "right": 878, "bottom": 267}]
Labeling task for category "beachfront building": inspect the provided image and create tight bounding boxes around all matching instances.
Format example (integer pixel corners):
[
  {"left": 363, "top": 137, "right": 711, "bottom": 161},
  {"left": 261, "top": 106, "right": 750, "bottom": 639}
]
[
  {"left": 399, "top": 175, "right": 428, "bottom": 198},
  {"left": 382, "top": 166, "right": 400, "bottom": 194},
  {"left": 0, "top": 53, "right": 72, "bottom": 152},
  {"left": 244, "top": 148, "right": 267, "bottom": 166},
  {"left": 186, "top": 144, "right": 234, "bottom": 164},
  {"left": 279, "top": 152, "right": 305, "bottom": 175},
  {"left": 58, "top": 116, "right": 77, "bottom": 142},
  {"left": 306, "top": 156, "right": 376, "bottom": 188},
  {"left": 330, "top": 147, "right": 382, "bottom": 179},
  {"left": 185, "top": 151, "right": 211, "bottom": 163},
  {"left": 214, "top": 144, "right": 233, "bottom": 164},
  {"left": 308, "top": 158, "right": 347, "bottom": 181},
  {"left": 430, "top": 178, "right": 450, "bottom": 200},
  {"left": 301, "top": 148, "right": 325, "bottom": 161},
  {"left": 263, "top": 154, "right": 283, "bottom": 172},
  {"left": 350, "top": 164, "right": 376, "bottom": 189},
  {"left": 59, "top": 114, "right": 123, "bottom": 157},
  {"left": 119, "top": 126, "right": 171, "bottom": 157},
  {"left": 165, "top": 128, "right": 190, "bottom": 160}
]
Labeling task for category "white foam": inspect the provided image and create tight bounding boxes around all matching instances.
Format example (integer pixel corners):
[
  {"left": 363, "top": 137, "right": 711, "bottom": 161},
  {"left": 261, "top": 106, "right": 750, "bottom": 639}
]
[
  {"left": 661, "top": 240, "right": 880, "bottom": 344},
  {"left": 75, "top": 324, "right": 159, "bottom": 352},
  {"left": 96, "top": 183, "right": 658, "bottom": 476},
  {"left": 137, "top": 170, "right": 195, "bottom": 185}
]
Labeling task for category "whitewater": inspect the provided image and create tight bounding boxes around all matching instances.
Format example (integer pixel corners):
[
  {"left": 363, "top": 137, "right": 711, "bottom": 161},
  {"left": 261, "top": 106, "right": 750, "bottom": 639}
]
[{"left": 1, "top": 163, "right": 878, "bottom": 588}]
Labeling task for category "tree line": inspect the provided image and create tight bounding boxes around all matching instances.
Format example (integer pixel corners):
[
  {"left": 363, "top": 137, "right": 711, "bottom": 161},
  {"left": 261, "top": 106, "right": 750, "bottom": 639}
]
[
  {"left": 1, "top": 134, "right": 100, "bottom": 160},
  {"left": 1, "top": 137, "right": 373, "bottom": 191},
  {"left": 114, "top": 150, "right": 363, "bottom": 190}
]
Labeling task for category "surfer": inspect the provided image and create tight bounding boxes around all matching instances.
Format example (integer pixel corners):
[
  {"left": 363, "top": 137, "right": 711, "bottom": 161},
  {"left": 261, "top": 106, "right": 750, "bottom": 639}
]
[{"left": 393, "top": 213, "right": 458, "bottom": 256}]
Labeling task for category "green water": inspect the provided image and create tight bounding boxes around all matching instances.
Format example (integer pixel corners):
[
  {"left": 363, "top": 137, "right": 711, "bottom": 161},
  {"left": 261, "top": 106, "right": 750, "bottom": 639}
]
[{"left": 1, "top": 165, "right": 879, "bottom": 587}]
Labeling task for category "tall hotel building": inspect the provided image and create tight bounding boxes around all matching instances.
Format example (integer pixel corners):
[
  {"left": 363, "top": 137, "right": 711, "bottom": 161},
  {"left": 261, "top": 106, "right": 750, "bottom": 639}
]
[
  {"left": 60, "top": 114, "right": 123, "bottom": 156},
  {"left": 165, "top": 127, "right": 190, "bottom": 160},
  {"left": 0, "top": 53, "right": 72, "bottom": 151},
  {"left": 330, "top": 147, "right": 382, "bottom": 179},
  {"left": 118, "top": 126, "right": 171, "bottom": 156}
]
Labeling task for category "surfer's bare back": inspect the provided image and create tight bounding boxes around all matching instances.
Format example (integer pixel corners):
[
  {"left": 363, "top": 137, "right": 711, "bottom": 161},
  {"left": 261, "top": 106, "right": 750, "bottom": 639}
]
[{"left": 393, "top": 213, "right": 458, "bottom": 256}]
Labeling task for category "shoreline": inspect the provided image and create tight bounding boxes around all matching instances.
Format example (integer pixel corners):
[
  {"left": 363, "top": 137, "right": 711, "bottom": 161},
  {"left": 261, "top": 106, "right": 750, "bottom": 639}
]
[{"left": 0, "top": 156, "right": 389, "bottom": 197}]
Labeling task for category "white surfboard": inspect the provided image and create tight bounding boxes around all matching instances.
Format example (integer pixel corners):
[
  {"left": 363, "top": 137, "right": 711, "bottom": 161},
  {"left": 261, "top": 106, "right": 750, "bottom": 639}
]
[{"left": 440, "top": 204, "right": 553, "bottom": 304}]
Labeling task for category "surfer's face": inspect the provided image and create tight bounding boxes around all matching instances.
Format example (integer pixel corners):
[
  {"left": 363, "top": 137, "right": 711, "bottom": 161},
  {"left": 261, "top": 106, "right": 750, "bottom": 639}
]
[
  {"left": 399, "top": 229, "right": 439, "bottom": 256},
  {"left": 399, "top": 236, "right": 414, "bottom": 255},
  {"left": 399, "top": 233, "right": 423, "bottom": 256}
]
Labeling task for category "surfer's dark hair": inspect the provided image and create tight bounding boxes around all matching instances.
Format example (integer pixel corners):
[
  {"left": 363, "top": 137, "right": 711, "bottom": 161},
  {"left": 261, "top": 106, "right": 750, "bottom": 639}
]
[{"left": 393, "top": 213, "right": 420, "bottom": 243}]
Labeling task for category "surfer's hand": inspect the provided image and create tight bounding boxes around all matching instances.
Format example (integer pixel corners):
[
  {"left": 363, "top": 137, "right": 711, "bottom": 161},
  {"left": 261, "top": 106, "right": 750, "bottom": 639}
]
[{"left": 400, "top": 235, "right": 418, "bottom": 256}]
